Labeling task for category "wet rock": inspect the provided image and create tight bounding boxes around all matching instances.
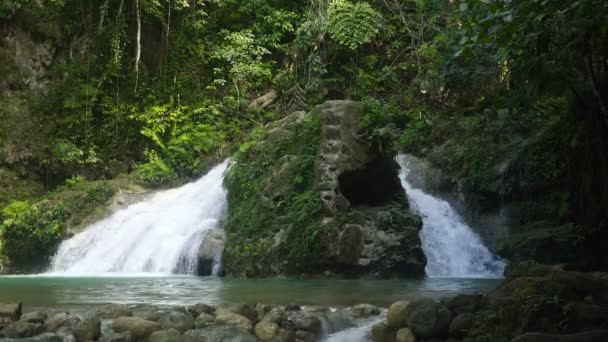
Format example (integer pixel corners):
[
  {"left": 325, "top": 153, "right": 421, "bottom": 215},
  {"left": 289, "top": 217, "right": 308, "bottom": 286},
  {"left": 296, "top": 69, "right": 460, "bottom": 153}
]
[
  {"left": 112, "top": 317, "right": 161, "bottom": 340},
  {"left": 371, "top": 322, "right": 395, "bottom": 342},
  {"left": 443, "top": 294, "right": 483, "bottom": 314},
  {"left": 387, "top": 301, "right": 409, "bottom": 329},
  {"left": 5, "top": 321, "right": 44, "bottom": 338},
  {"left": 295, "top": 330, "right": 317, "bottom": 342},
  {"left": 351, "top": 304, "right": 380, "bottom": 318},
  {"left": 149, "top": 328, "right": 183, "bottom": 342},
  {"left": 21, "top": 311, "right": 47, "bottom": 323},
  {"left": 197, "top": 230, "right": 225, "bottom": 276},
  {"left": 193, "top": 313, "right": 215, "bottom": 329},
  {"left": 395, "top": 328, "right": 416, "bottom": 342},
  {"left": 287, "top": 313, "right": 322, "bottom": 335},
  {"left": 1, "top": 332, "right": 64, "bottom": 342},
  {"left": 98, "top": 331, "right": 132, "bottom": 342},
  {"left": 405, "top": 299, "right": 451, "bottom": 339},
  {"left": 159, "top": 311, "right": 194, "bottom": 333},
  {"left": 254, "top": 304, "right": 273, "bottom": 321},
  {"left": 0, "top": 303, "right": 22, "bottom": 320},
  {"left": 262, "top": 307, "right": 286, "bottom": 324},
  {"left": 44, "top": 312, "right": 80, "bottom": 332},
  {"left": 74, "top": 317, "right": 101, "bottom": 342},
  {"left": 285, "top": 304, "right": 301, "bottom": 312},
  {"left": 255, "top": 321, "right": 280, "bottom": 341},
  {"left": 448, "top": 313, "right": 474, "bottom": 337},
  {"left": 97, "top": 304, "right": 134, "bottom": 319},
  {"left": 183, "top": 326, "right": 257, "bottom": 342},
  {"left": 189, "top": 304, "right": 215, "bottom": 317},
  {"left": 511, "top": 330, "right": 608, "bottom": 342},
  {"left": 214, "top": 308, "right": 253, "bottom": 331},
  {"left": 221, "top": 304, "right": 257, "bottom": 323}
]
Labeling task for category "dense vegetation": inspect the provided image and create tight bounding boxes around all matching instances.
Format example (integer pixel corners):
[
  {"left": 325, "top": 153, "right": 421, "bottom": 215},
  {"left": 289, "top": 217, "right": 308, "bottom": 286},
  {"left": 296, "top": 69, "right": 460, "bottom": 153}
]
[{"left": 0, "top": 0, "right": 607, "bottom": 273}]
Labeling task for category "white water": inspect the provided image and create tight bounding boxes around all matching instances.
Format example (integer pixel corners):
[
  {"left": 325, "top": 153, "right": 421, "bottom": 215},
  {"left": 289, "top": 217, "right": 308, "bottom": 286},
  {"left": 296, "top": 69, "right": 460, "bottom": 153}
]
[
  {"left": 397, "top": 154, "right": 505, "bottom": 278},
  {"left": 50, "top": 160, "right": 229, "bottom": 276}
]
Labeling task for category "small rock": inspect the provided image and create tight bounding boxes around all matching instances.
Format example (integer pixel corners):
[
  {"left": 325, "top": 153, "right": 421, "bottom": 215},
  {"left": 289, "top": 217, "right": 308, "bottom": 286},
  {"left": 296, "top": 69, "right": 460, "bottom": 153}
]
[
  {"left": 21, "top": 311, "right": 47, "bottom": 323},
  {"left": 255, "top": 321, "right": 279, "bottom": 341},
  {"left": 288, "top": 313, "right": 322, "bottom": 335},
  {"left": 183, "top": 326, "right": 257, "bottom": 342},
  {"left": 6, "top": 321, "right": 44, "bottom": 338},
  {"left": 448, "top": 313, "right": 474, "bottom": 337},
  {"left": 97, "top": 304, "right": 134, "bottom": 319},
  {"left": 159, "top": 311, "right": 194, "bottom": 333},
  {"left": 0, "top": 303, "right": 22, "bottom": 320},
  {"left": 254, "top": 304, "right": 273, "bottom": 320},
  {"left": 295, "top": 330, "right": 317, "bottom": 342},
  {"left": 112, "top": 317, "right": 161, "bottom": 340},
  {"left": 395, "top": 328, "right": 416, "bottom": 342},
  {"left": 285, "top": 304, "right": 301, "bottom": 312},
  {"left": 45, "top": 312, "right": 80, "bottom": 332},
  {"left": 74, "top": 317, "right": 101, "bottom": 342},
  {"left": 149, "top": 328, "right": 183, "bottom": 342},
  {"left": 371, "top": 322, "right": 395, "bottom": 342},
  {"left": 387, "top": 301, "right": 409, "bottom": 329},
  {"left": 1, "top": 332, "right": 64, "bottom": 342},
  {"left": 351, "top": 304, "right": 380, "bottom": 318},
  {"left": 193, "top": 313, "right": 215, "bottom": 329},
  {"left": 189, "top": 304, "right": 214, "bottom": 317},
  {"left": 214, "top": 308, "right": 253, "bottom": 331}
]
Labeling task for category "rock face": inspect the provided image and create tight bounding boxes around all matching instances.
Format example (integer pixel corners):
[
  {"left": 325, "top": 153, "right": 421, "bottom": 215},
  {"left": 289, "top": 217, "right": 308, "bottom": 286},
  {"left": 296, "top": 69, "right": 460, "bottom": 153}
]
[{"left": 197, "top": 230, "right": 225, "bottom": 276}]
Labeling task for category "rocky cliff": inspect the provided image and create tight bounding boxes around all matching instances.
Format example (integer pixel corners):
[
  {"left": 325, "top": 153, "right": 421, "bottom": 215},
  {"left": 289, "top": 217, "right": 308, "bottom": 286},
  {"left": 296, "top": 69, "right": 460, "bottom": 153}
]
[{"left": 222, "top": 101, "right": 426, "bottom": 277}]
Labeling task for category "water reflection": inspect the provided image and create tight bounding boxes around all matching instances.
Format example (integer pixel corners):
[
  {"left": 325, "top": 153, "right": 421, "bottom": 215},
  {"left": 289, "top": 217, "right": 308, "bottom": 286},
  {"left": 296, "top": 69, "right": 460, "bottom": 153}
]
[{"left": 0, "top": 276, "right": 501, "bottom": 312}]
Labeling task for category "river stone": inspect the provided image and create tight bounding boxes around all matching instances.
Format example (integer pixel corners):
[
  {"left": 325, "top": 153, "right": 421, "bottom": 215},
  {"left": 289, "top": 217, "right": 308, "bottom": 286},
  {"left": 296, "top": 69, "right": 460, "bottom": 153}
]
[
  {"left": 371, "top": 322, "right": 396, "bottom": 342},
  {"left": 351, "top": 304, "right": 380, "bottom": 318},
  {"left": 194, "top": 313, "right": 215, "bottom": 329},
  {"left": 443, "top": 294, "right": 483, "bottom": 314},
  {"left": 295, "top": 330, "right": 317, "bottom": 342},
  {"left": 287, "top": 313, "right": 321, "bottom": 334},
  {"left": 1, "top": 332, "right": 64, "bottom": 342},
  {"left": 190, "top": 304, "right": 215, "bottom": 317},
  {"left": 387, "top": 301, "right": 409, "bottom": 329},
  {"left": 405, "top": 299, "right": 451, "bottom": 339},
  {"left": 262, "top": 307, "right": 286, "bottom": 324},
  {"left": 21, "top": 311, "right": 47, "bottom": 323},
  {"left": 149, "top": 328, "right": 183, "bottom": 342},
  {"left": 254, "top": 304, "right": 273, "bottom": 320},
  {"left": 0, "top": 303, "right": 22, "bottom": 320},
  {"left": 448, "top": 313, "right": 474, "bottom": 337},
  {"left": 395, "top": 328, "right": 416, "bottom": 342},
  {"left": 44, "top": 312, "right": 80, "bottom": 332},
  {"left": 74, "top": 317, "right": 101, "bottom": 342},
  {"left": 214, "top": 308, "right": 253, "bottom": 331},
  {"left": 112, "top": 317, "right": 161, "bottom": 340},
  {"left": 255, "top": 321, "right": 279, "bottom": 341},
  {"left": 160, "top": 311, "right": 194, "bottom": 333},
  {"left": 6, "top": 321, "right": 44, "bottom": 338},
  {"left": 183, "top": 326, "right": 258, "bottom": 342},
  {"left": 97, "top": 304, "right": 134, "bottom": 319},
  {"left": 221, "top": 304, "right": 257, "bottom": 323}
]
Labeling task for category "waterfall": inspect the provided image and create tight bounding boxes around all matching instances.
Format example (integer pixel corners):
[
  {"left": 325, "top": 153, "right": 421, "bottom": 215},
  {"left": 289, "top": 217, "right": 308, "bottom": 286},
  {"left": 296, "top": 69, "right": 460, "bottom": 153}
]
[
  {"left": 397, "top": 154, "right": 505, "bottom": 278},
  {"left": 50, "top": 160, "right": 229, "bottom": 276}
]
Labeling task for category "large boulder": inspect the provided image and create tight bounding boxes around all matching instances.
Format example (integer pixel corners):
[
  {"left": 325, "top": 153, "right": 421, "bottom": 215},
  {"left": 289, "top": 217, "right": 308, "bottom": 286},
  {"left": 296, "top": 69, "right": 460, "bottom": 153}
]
[
  {"left": 350, "top": 304, "right": 380, "bottom": 318},
  {"left": 395, "top": 328, "right": 416, "bottom": 342},
  {"left": 183, "top": 326, "right": 258, "bottom": 342},
  {"left": 0, "top": 303, "right": 22, "bottom": 320},
  {"left": 44, "top": 312, "right": 80, "bottom": 332},
  {"left": 448, "top": 313, "right": 474, "bottom": 337},
  {"left": 20, "top": 312, "right": 47, "bottom": 324},
  {"left": 159, "top": 311, "right": 194, "bottom": 333},
  {"left": 5, "top": 321, "right": 44, "bottom": 338},
  {"left": 287, "top": 312, "right": 321, "bottom": 335},
  {"left": 214, "top": 308, "right": 253, "bottom": 331},
  {"left": 387, "top": 301, "right": 410, "bottom": 329},
  {"left": 112, "top": 317, "right": 161, "bottom": 340},
  {"left": 73, "top": 317, "right": 101, "bottom": 342},
  {"left": 405, "top": 299, "right": 451, "bottom": 339},
  {"left": 194, "top": 313, "right": 215, "bottom": 329},
  {"left": 149, "top": 329, "right": 183, "bottom": 342},
  {"left": 255, "top": 321, "right": 295, "bottom": 341},
  {"left": 371, "top": 322, "right": 395, "bottom": 342}
]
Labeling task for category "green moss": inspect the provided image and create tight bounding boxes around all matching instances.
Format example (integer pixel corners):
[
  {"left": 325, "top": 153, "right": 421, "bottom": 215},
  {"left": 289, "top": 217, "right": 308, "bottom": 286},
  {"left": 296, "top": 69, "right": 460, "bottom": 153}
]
[{"left": 223, "top": 111, "right": 323, "bottom": 276}]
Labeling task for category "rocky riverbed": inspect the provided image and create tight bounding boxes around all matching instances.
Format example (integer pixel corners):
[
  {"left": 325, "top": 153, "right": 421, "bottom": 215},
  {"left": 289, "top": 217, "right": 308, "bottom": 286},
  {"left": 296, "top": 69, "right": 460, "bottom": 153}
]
[{"left": 1, "top": 263, "right": 608, "bottom": 342}]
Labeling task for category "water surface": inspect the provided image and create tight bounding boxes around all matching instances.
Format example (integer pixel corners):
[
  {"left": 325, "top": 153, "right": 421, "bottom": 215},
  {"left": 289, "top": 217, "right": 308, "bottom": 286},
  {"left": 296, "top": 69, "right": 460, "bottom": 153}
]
[{"left": 0, "top": 276, "right": 500, "bottom": 312}]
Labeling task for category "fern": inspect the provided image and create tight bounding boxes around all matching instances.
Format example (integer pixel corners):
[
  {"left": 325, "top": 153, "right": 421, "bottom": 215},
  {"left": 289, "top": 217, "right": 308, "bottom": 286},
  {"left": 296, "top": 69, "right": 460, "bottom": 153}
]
[{"left": 328, "top": 0, "right": 384, "bottom": 49}]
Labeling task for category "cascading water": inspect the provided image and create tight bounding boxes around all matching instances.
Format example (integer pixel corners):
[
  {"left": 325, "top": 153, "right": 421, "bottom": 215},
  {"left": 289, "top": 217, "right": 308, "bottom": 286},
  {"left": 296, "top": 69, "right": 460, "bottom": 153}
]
[
  {"left": 397, "top": 154, "right": 506, "bottom": 278},
  {"left": 50, "top": 160, "right": 229, "bottom": 275}
]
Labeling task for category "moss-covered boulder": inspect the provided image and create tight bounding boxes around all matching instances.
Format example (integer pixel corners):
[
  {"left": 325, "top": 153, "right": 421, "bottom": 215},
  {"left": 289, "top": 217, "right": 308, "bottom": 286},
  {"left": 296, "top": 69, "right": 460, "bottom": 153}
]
[{"left": 223, "top": 101, "right": 425, "bottom": 277}]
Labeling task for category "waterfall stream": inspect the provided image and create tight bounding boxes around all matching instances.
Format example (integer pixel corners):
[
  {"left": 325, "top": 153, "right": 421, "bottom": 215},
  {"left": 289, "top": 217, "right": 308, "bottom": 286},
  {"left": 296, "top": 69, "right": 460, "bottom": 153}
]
[
  {"left": 49, "top": 160, "right": 229, "bottom": 275},
  {"left": 397, "top": 154, "right": 506, "bottom": 278}
]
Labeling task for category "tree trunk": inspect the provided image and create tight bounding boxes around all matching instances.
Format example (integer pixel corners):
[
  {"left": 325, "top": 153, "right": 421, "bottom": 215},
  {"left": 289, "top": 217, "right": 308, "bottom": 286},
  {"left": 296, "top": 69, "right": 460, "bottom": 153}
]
[{"left": 134, "top": 0, "right": 141, "bottom": 93}]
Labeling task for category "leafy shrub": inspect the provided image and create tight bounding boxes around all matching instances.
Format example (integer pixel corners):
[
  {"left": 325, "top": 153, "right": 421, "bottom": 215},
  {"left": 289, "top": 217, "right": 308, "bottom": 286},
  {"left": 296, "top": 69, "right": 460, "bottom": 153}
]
[
  {"left": 133, "top": 151, "right": 176, "bottom": 187},
  {"left": 328, "top": 0, "right": 385, "bottom": 49},
  {"left": 0, "top": 200, "right": 65, "bottom": 268},
  {"left": 165, "top": 124, "right": 225, "bottom": 176}
]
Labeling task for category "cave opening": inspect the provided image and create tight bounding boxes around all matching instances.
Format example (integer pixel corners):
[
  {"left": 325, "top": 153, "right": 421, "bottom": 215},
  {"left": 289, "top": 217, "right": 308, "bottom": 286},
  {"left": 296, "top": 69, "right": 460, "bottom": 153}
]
[{"left": 338, "top": 158, "right": 404, "bottom": 207}]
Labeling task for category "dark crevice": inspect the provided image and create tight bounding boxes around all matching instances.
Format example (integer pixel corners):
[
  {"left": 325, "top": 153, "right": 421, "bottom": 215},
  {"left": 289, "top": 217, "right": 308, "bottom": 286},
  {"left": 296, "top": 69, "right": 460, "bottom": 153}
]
[{"left": 338, "top": 157, "right": 405, "bottom": 207}]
